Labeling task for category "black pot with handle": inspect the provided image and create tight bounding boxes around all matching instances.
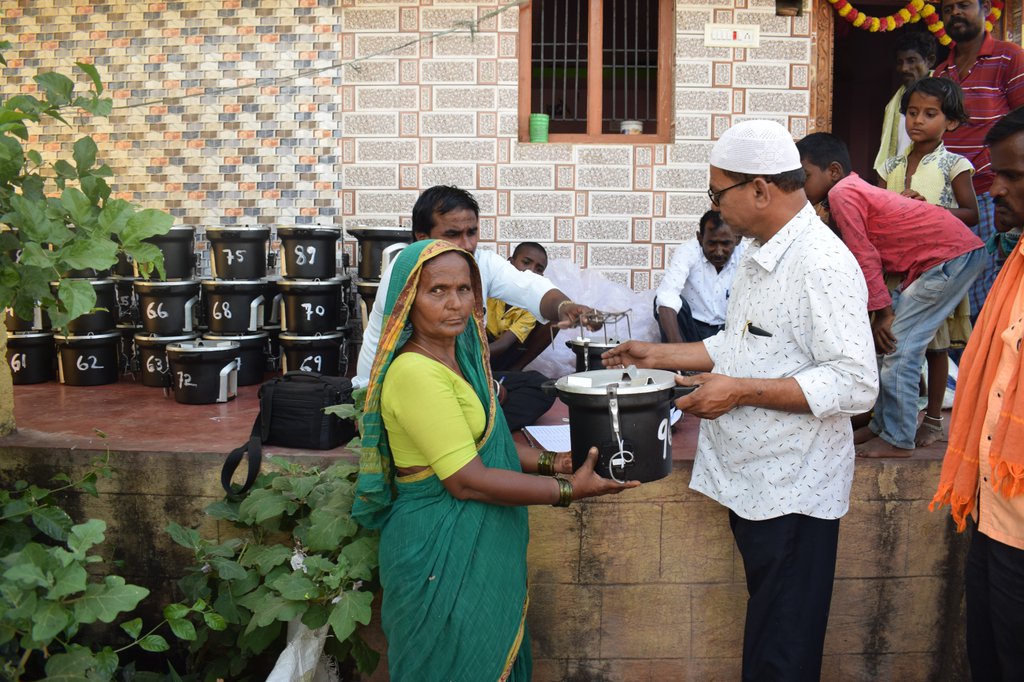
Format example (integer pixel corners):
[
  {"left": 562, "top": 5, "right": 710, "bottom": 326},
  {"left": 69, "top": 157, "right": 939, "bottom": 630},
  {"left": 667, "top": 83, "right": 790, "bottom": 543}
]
[
  {"left": 545, "top": 367, "right": 695, "bottom": 483},
  {"left": 565, "top": 337, "right": 623, "bottom": 373}
]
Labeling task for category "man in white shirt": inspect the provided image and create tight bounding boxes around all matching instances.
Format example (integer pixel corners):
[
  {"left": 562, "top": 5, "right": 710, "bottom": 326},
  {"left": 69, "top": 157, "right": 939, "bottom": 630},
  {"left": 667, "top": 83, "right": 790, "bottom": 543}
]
[
  {"left": 356, "top": 185, "right": 593, "bottom": 384},
  {"left": 604, "top": 120, "right": 878, "bottom": 681},
  {"left": 654, "top": 210, "right": 743, "bottom": 343}
]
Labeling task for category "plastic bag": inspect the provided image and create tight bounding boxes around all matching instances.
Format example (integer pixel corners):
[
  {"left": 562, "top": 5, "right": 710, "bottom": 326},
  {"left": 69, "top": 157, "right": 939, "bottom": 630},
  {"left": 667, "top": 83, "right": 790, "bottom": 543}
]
[
  {"left": 266, "top": 619, "right": 339, "bottom": 682},
  {"left": 525, "top": 258, "right": 660, "bottom": 379}
]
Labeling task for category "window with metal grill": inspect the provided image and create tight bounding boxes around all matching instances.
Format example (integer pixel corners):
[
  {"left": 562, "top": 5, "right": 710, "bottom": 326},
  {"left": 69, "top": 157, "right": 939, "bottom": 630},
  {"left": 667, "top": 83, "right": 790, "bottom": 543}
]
[{"left": 518, "top": 0, "right": 675, "bottom": 143}]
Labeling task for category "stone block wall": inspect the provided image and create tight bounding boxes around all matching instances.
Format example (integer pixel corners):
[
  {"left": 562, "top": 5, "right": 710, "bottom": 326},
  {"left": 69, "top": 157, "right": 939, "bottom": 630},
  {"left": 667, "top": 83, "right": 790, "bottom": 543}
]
[
  {"left": 0, "top": 446, "right": 969, "bottom": 680},
  {"left": 0, "top": 0, "right": 816, "bottom": 289}
]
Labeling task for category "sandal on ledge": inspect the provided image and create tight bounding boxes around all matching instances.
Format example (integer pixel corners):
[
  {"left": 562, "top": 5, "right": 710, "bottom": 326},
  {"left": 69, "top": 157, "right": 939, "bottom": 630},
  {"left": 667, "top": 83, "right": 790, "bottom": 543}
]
[{"left": 915, "top": 414, "right": 944, "bottom": 448}]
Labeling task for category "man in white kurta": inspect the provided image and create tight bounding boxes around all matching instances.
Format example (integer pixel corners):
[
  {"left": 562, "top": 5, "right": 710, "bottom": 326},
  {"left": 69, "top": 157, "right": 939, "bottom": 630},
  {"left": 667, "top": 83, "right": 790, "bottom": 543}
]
[{"left": 603, "top": 120, "right": 878, "bottom": 682}]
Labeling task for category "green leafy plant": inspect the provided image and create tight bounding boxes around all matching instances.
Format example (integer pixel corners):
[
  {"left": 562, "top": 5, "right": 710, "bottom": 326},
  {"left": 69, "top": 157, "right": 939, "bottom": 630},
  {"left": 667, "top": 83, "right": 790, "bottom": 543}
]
[
  {"left": 0, "top": 42, "right": 172, "bottom": 330},
  {"left": 166, "top": 456, "right": 380, "bottom": 681},
  {"left": 0, "top": 457, "right": 200, "bottom": 680}
]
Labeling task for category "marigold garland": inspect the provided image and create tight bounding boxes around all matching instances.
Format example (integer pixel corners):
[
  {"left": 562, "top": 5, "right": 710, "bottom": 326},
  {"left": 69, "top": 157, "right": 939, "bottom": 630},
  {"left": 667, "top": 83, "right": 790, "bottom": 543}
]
[{"left": 825, "top": 0, "right": 1004, "bottom": 47}]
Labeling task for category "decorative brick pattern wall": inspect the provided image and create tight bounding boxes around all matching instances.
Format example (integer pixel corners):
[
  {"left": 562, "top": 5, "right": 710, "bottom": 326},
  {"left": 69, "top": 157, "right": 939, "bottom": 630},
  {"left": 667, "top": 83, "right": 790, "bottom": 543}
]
[{"left": 0, "top": 0, "right": 813, "bottom": 286}]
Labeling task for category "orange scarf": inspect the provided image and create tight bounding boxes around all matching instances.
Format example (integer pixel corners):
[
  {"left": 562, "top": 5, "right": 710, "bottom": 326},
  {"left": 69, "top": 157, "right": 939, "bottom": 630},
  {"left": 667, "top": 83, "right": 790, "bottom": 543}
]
[{"left": 931, "top": 242, "right": 1024, "bottom": 530}]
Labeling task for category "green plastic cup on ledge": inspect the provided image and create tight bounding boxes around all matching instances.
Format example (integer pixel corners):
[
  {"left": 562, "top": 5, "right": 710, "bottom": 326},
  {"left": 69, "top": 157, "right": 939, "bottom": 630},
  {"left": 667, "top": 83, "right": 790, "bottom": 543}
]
[{"left": 529, "top": 113, "right": 549, "bottom": 142}]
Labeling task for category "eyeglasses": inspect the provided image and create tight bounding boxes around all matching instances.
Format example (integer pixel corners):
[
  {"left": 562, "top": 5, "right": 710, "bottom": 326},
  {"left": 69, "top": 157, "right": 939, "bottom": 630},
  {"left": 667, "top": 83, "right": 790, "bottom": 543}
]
[{"left": 707, "top": 179, "right": 754, "bottom": 207}]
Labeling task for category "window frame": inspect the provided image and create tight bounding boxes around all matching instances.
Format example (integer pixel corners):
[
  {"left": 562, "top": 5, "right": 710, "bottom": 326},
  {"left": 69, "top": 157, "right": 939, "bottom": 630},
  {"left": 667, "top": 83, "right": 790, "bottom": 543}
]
[{"left": 517, "top": 0, "right": 676, "bottom": 144}]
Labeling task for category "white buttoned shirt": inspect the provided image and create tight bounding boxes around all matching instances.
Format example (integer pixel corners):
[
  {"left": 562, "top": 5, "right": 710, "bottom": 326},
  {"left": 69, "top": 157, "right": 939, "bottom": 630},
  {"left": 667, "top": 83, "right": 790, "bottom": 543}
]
[
  {"left": 356, "top": 248, "right": 555, "bottom": 380},
  {"left": 691, "top": 203, "right": 879, "bottom": 521},
  {"left": 655, "top": 239, "right": 745, "bottom": 325}
]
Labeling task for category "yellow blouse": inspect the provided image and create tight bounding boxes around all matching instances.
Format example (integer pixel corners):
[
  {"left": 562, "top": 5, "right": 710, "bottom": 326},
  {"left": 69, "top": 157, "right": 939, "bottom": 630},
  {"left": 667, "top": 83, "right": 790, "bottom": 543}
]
[{"left": 381, "top": 351, "right": 484, "bottom": 480}]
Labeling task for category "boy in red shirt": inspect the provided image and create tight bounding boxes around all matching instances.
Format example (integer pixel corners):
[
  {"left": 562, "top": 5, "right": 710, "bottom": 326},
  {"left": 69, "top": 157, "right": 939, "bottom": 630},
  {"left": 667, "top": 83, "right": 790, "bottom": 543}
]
[{"left": 797, "top": 132, "right": 986, "bottom": 457}]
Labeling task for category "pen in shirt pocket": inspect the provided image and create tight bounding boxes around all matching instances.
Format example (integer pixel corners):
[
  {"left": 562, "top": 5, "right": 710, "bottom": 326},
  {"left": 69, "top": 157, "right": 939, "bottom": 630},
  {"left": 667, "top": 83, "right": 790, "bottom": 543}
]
[{"left": 746, "top": 321, "right": 773, "bottom": 337}]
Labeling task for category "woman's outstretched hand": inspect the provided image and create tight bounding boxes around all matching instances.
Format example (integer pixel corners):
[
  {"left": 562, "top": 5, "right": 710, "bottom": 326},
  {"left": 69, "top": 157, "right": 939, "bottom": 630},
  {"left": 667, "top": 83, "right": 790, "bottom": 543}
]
[{"left": 569, "top": 446, "right": 640, "bottom": 500}]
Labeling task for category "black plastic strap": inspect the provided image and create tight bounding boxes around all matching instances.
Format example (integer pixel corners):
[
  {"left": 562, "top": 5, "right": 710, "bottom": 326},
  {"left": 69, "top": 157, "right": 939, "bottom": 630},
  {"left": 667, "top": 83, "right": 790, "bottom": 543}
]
[{"left": 221, "top": 415, "right": 263, "bottom": 496}]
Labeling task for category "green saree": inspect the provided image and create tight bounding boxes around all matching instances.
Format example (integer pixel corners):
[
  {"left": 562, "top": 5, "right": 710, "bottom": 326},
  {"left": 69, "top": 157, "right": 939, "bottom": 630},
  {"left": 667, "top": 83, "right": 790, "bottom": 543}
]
[{"left": 353, "top": 239, "right": 532, "bottom": 682}]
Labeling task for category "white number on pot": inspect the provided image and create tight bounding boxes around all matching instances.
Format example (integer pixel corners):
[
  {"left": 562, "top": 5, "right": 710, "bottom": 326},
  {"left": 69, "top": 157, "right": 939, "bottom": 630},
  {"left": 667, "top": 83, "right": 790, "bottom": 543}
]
[
  {"left": 146, "top": 355, "right": 165, "bottom": 373},
  {"left": 9, "top": 353, "right": 26, "bottom": 372},
  {"left": 212, "top": 301, "right": 232, "bottom": 320},
  {"left": 657, "top": 417, "right": 670, "bottom": 460},
  {"left": 146, "top": 302, "right": 169, "bottom": 319},
  {"left": 300, "top": 303, "right": 326, "bottom": 320},
  {"left": 176, "top": 371, "right": 197, "bottom": 388},
  {"left": 76, "top": 355, "right": 105, "bottom": 371},
  {"left": 224, "top": 249, "right": 245, "bottom": 265},
  {"left": 293, "top": 245, "right": 317, "bottom": 265},
  {"left": 300, "top": 355, "right": 322, "bottom": 373}
]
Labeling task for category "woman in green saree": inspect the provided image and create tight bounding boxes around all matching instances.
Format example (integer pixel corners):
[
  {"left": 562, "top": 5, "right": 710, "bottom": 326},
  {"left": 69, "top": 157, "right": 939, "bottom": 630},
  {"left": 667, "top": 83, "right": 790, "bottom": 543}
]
[{"left": 353, "top": 239, "right": 637, "bottom": 681}]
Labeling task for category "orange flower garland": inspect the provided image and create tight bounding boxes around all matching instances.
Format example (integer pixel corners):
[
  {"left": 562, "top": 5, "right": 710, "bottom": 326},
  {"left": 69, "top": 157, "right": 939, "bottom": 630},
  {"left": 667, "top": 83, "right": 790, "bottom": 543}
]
[{"left": 825, "top": 0, "right": 1004, "bottom": 46}]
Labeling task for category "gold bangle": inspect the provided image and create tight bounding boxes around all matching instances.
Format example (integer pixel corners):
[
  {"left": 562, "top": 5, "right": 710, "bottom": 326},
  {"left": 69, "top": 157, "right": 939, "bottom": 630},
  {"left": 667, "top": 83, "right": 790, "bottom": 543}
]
[
  {"left": 557, "top": 299, "right": 574, "bottom": 317},
  {"left": 537, "top": 450, "right": 556, "bottom": 476},
  {"left": 553, "top": 477, "right": 573, "bottom": 507}
]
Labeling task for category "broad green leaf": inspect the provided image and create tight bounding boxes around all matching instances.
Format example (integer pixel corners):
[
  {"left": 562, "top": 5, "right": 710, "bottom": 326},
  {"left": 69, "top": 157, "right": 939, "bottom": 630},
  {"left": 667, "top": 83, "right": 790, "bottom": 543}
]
[
  {"left": 168, "top": 617, "right": 197, "bottom": 641},
  {"left": 94, "top": 647, "right": 118, "bottom": 677},
  {"left": 238, "top": 488, "right": 296, "bottom": 525},
  {"left": 31, "top": 505, "right": 73, "bottom": 541},
  {"left": 3, "top": 561, "right": 48, "bottom": 588},
  {"left": 96, "top": 198, "right": 134, "bottom": 235},
  {"left": 74, "top": 95, "right": 113, "bottom": 117},
  {"left": 304, "top": 506, "right": 358, "bottom": 552},
  {"left": 73, "top": 575, "right": 149, "bottom": 624},
  {"left": 163, "top": 602, "right": 190, "bottom": 621},
  {"left": 165, "top": 522, "right": 201, "bottom": 551},
  {"left": 137, "top": 634, "right": 170, "bottom": 652},
  {"left": 34, "top": 72, "right": 75, "bottom": 106},
  {"left": 301, "top": 603, "right": 330, "bottom": 630},
  {"left": 238, "top": 544, "right": 291, "bottom": 573},
  {"left": 44, "top": 648, "right": 98, "bottom": 680},
  {"left": 324, "top": 403, "right": 359, "bottom": 419},
  {"left": 267, "top": 571, "right": 317, "bottom": 601},
  {"left": 120, "top": 616, "right": 143, "bottom": 639},
  {"left": 250, "top": 595, "right": 305, "bottom": 629},
  {"left": 80, "top": 174, "right": 111, "bottom": 204},
  {"left": 72, "top": 136, "right": 97, "bottom": 174},
  {"left": 5, "top": 94, "right": 43, "bottom": 116},
  {"left": 57, "top": 278, "right": 99, "bottom": 323},
  {"left": 350, "top": 632, "right": 381, "bottom": 674},
  {"left": 58, "top": 236, "right": 118, "bottom": 271},
  {"left": 209, "top": 557, "right": 247, "bottom": 581},
  {"left": 212, "top": 588, "right": 243, "bottom": 624},
  {"left": 0, "top": 135, "right": 23, "bottom": 182},
  {"left": 17, "top": 242, "right": 55, "bottom": 269},
  {"left": 203, "top": 610, "right": 227, "bottom": 631},
  {"left": 48, "top": 562, "right": 88, "bottom": 599},
  {"left": 11, "top": 193, "right": 72, "bottom": 245},
  {"left": 32, "top": 601, "right": 71, "bottom": 642},
  {"left": 340, "top": 536, "right": 380, "bottom": 581},
  {"left": 327, "top": 590, "right": 373, "bottom": 641},
  {"left": 121, "top": 208, "right": 174, "bottom": 244},
  {"left": 75, "top": 61, "right": 103, "bottom": 95},
  {"left": 239, "top": 619, "right": 282, "bottom": 655},
  {"left": 53, "top": 159, "right": 77, "bottom": 181},
  {"left": 25, "top": 148, "right": 42, "bottom": 167},
  {"left": 203, "top": 498, "right": 239, "bottom": 522},
  {"left": 60, "top": 187, "right": 97, "bottom": 227},
  {"left": 275, "top": 473, "right": 321, "bottom": 501}
]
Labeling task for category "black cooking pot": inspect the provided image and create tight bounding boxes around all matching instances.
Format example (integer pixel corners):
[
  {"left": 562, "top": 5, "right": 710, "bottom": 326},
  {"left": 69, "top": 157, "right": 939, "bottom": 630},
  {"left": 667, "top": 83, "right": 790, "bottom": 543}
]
[
  {"left": 565, "top": 337, "right": 622, "bottom": 372},
  {"left": 346, "top": 226, "right": 411, "bottom": 281},
  {"left": 545, "top": 367, "right": 695, "bottom": 483}
]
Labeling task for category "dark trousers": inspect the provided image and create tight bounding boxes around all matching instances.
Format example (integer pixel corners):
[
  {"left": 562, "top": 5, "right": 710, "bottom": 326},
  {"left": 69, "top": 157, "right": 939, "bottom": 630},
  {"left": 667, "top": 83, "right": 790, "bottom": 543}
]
[
  {"left": 966, "top": 525, "right": 1024, "bottom": 682},
  {"left": 493, "top": 370, "right": 555, "bottom": 432},
  {"left": 653, "top": 299, "right": 723, "bottom": 343},
  {"left": 729, "top": 511, "right": 840, "bottom": 682}
]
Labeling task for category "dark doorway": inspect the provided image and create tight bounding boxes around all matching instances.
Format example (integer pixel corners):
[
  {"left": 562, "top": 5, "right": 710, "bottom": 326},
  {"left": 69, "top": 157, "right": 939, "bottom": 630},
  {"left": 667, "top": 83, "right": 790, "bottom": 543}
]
[{"left": 831, "top": 6, "right": 948, "bottom": 181}]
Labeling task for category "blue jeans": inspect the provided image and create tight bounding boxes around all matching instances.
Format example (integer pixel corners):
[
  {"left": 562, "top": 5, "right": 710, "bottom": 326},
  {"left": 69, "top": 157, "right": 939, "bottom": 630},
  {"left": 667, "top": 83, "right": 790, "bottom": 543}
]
[{"left": 870, "top": 248, "right": 986, "bottom": 448}]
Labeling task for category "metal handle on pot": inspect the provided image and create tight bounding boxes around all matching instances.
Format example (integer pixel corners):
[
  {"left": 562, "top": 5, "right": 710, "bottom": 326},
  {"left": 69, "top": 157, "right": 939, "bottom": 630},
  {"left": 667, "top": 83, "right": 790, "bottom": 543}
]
[
  {"left": 381, "top": 243, "right": 406, "bottom": 273},
  {"left": 540, "top": 379, "right": 558, "bottom": 397},
  {"left": 183, "top": 295, "right": 199, "bottom": 332},
  {"left": 671, "top": 383, "right": 698, "bottom": 400},
  {"left": 249, "top": 295, "right": 265, "bottom": 332},
  {"left": 218, "top": 359, "right": 239, "bottom": 403},
  {"left": 605, "top": 384, "right": 634, "bottom": 483}
]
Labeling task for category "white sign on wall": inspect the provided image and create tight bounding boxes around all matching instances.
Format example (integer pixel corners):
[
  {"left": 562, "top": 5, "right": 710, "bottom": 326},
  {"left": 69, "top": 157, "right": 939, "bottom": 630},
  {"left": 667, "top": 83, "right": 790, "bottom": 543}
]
[{"left": 704, "top": 24, "right": 761, "bottom": 48}]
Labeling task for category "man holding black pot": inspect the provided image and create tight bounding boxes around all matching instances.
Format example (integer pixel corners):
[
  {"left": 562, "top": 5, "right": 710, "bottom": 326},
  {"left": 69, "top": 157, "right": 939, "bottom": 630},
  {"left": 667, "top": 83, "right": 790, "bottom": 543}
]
[{"left": 603, "top": 120, "right": 878, "bottom": 681}]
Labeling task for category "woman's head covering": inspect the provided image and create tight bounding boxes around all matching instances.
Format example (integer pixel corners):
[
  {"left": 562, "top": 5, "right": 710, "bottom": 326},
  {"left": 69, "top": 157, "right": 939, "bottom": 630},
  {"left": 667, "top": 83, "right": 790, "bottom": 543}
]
[{"left": 352, "top": 238, "right": 495, "bottom": 528}]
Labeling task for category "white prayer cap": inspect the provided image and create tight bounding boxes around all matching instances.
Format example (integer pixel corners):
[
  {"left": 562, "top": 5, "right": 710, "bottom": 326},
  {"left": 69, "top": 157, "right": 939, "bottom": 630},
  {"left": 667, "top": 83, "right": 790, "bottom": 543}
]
[{"left": 709, "top": 120, "right": 801, "bottom": 175}]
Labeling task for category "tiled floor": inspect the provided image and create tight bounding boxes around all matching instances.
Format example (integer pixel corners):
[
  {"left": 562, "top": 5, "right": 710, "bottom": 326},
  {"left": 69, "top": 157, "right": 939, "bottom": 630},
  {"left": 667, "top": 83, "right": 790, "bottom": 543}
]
[{"left": 5, "top": 376, "right": 946, "bottom": 461}]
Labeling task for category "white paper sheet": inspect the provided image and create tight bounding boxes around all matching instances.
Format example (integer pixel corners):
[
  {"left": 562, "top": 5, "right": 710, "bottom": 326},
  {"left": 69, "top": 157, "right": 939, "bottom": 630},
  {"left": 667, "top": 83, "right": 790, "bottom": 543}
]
[{"left": 522, "top": 424, "right": 573, "bottom": 451}]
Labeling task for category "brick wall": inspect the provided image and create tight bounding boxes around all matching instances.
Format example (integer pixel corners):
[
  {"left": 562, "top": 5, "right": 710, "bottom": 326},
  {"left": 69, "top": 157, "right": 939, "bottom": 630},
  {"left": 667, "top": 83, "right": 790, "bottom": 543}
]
[{"left": 0, "top": 0, "right": 813, "bottom": 287}]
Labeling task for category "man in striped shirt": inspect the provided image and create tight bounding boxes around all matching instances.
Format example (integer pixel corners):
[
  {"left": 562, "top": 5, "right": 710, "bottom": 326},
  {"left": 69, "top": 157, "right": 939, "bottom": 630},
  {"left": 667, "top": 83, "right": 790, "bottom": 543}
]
[{"left": 935, "top": 0, "right": 1024, "bottom": 319}]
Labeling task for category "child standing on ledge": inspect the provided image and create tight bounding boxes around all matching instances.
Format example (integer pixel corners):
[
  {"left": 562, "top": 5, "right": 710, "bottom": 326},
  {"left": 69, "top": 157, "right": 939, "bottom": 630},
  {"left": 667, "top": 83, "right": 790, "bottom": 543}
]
[{"left": 878, "top": 76, "right": 978, "bottom": 447}]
